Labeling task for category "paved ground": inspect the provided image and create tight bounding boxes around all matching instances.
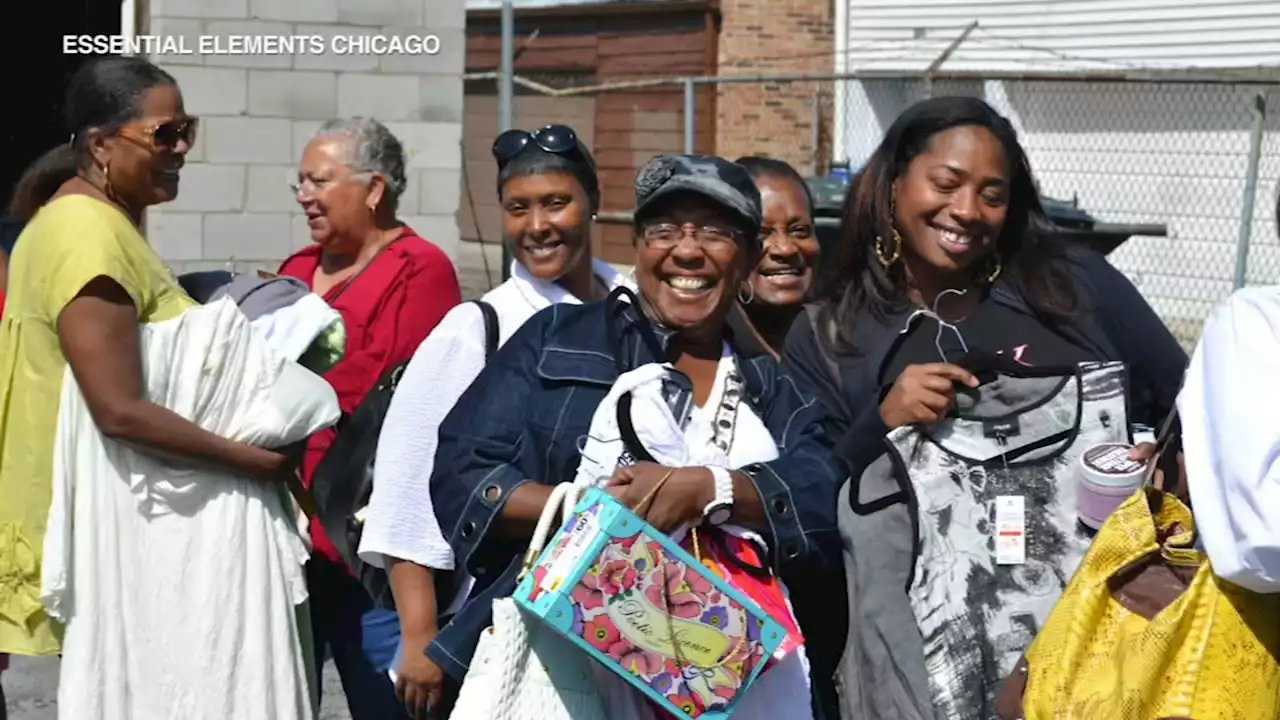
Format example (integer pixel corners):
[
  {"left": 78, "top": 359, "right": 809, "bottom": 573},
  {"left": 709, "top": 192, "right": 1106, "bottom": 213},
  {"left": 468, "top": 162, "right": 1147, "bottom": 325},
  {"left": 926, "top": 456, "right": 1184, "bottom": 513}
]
[
  {"left": 2, "top": 240, "right": 505, "bottom": 720},
  {"left": 4, "top": 655, "right": 357, "bottom": 720}
]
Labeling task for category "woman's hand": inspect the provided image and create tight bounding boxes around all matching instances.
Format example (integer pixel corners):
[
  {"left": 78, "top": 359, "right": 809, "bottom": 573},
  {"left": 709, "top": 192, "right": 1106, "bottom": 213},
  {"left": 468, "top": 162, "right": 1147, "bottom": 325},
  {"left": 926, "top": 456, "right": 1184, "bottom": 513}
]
[
  {"left": 396, "top": 632, "right": 447, "bottom": 720},
  {"left": 243, "top": 442, "right": 303, "bottom": 485},
  {"left": 606, "top": 462, "right": 713, "bottom": 532},
  {"left": 879, "top": 363, "right": 979, "bottom": 429},
  {"left": 1129, "top": 442, "right": 1187, "bottom": 498}
]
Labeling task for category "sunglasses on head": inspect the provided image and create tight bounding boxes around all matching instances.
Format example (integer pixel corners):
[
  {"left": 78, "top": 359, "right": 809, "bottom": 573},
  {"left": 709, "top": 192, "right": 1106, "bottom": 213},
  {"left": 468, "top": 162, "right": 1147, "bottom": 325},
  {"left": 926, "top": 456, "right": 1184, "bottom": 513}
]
[{"left": 492, "top": 124, "right": 585, "bottom": 169}]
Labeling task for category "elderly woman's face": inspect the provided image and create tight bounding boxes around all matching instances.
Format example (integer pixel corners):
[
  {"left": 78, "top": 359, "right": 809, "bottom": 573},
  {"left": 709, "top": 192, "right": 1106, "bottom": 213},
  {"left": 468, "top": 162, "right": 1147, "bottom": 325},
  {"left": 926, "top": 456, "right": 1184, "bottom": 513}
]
[
  {"left": 893, "top": 125, "right": 1010, "bottom": 274},
  {"left": 295, "top": 135, "right": 382, "bottom": 247},
  {"left": 634, "top": 193, "right": 751, "bottom": 335},
  {"left": 500, "top": 171, "right": 592, "bottom": 282}
]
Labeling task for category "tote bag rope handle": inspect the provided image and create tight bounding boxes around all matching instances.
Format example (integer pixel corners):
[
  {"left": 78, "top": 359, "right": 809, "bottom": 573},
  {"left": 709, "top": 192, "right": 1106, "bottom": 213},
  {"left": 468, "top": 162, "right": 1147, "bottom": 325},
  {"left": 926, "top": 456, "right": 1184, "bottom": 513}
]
[
  {"left": 518, "top": 470, "right": 677, "bottom": 580},
  {"left": 518, "top": 482, "right": 580, "bottom": 581}
]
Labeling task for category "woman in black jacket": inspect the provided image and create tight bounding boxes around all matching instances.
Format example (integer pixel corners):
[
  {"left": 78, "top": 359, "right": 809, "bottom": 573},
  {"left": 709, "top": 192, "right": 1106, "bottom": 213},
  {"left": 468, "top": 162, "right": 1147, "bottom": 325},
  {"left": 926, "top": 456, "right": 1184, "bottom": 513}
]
[{"left": 783, "top": 96, "right": 1187, "bottom": 477}]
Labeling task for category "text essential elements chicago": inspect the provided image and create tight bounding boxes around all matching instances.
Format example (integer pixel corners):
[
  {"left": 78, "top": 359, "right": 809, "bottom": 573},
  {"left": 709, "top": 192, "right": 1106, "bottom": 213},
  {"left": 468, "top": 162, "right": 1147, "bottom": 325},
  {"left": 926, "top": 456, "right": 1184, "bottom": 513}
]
[{"left": 63, "top": 34, "right": 442, "bottom": 56}]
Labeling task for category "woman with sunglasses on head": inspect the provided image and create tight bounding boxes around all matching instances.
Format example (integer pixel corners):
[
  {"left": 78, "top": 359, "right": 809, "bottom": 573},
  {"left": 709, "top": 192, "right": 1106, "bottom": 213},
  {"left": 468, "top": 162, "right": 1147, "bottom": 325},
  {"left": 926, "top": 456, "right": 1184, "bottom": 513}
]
[
  {"left": 357, "top": 124, "right": 627, "bottom": 718},
  {"left": 425, "top": 154, "right": 842, "bottom": 719},
  {"left": 0, "top": 56, "right": 316, "bottom": 717},
  {"left": 276, "top": 117, "right": 463, "bottom": 720},
  {"left": 727, "top": 157, "right": 821, "bottom": 358}
]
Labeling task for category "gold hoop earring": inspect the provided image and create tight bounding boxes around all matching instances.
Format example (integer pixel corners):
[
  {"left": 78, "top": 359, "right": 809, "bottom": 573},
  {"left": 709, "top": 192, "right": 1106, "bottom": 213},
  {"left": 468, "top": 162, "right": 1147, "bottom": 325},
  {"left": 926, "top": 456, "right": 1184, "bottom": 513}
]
[
  {"left": 875, "top": 226, "right": 903, "bottom": 267},
  {"left": 984, "top": 253, "right": 1003, "bottom": 283},
  {"left": 738, "top": 282, "right": 756, "bottom": 305}
]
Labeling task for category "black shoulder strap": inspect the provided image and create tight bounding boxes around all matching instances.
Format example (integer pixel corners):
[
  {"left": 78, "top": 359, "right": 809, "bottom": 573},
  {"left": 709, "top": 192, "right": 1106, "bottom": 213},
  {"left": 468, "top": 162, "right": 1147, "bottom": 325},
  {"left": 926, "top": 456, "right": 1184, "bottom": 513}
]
[{"left": 473, "top": 300, "right": 499, "bottom": 360}]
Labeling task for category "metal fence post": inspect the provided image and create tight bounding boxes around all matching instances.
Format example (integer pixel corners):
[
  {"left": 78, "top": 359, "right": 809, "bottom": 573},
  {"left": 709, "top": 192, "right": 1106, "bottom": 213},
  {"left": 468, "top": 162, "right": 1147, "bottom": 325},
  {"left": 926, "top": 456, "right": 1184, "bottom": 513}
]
[
  {"left": 498, "top": 0, "right": 515, "bottom": 281},
  {"left": 684, "top": 78, "right": 696, "bottom": 154},
  {"left": 811, "top": 89, "right": 822, "bottom": 174},
  {"left": 1233, "top": 94, "right": 1267, "bottom": 290}
]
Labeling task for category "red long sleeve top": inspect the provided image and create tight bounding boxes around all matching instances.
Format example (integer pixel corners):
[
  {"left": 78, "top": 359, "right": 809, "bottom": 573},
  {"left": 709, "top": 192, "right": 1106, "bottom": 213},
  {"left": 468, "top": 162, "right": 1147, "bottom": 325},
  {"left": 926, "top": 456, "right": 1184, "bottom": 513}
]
[{"left": 279, "top": 226, "right": 462, "bottom": 566}]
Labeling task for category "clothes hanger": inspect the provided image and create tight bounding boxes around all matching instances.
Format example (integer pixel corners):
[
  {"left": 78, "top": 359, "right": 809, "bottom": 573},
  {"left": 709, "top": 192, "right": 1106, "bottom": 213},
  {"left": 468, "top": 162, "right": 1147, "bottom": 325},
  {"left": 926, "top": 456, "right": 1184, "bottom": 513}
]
[{"left": 901, "top": 287, "right": 972, "bottom": 365}]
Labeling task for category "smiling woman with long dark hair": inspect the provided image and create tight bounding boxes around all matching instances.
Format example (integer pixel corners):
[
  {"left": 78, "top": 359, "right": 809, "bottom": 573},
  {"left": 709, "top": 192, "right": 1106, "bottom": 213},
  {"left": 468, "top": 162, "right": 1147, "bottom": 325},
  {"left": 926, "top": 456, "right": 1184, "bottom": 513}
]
[
  {"left": 784, "top": 95, "right": 1187, "bottom": 476},
  {"left": 782, "top": 96, "right": 1188, "bottom": 719}
]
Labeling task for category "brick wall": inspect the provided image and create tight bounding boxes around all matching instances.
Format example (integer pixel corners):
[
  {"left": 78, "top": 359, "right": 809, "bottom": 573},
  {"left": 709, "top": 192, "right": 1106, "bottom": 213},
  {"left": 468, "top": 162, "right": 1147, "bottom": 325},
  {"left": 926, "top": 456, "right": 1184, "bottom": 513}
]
[
  {"left": 715, "top": 0, "right": 833, "bottom": 174},
  {"left": 140, "top": 0, "right": 465, "bottom": 276}
]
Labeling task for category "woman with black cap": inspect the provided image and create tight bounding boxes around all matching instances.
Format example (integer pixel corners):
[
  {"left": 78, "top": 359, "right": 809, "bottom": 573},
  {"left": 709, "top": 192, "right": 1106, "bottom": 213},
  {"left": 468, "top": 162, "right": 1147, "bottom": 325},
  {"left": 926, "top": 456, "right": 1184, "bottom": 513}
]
[
  {"left": 358, "top": 124, "right": 628, "bottom": 718},
  {"left": 425, "top": 153, "right": 842, "bottom": 718}
]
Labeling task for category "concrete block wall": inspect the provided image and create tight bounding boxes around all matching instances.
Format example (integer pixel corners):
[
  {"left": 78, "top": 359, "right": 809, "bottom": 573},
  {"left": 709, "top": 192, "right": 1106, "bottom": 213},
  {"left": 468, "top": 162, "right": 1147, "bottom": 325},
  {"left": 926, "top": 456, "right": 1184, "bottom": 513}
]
[
  {"left": 141, "top": 0, "right": 466, "bottom": 276},
  {"left": 715, "top": 0, "right": 833, "bottom": 174}
]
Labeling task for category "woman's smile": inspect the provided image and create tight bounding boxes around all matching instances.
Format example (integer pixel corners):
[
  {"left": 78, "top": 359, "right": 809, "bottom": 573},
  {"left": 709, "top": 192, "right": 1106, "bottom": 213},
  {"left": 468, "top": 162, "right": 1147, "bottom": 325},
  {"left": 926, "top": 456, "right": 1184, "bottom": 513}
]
[
  {"left": 930, "top": 222, "right": 985, "bottom": 258},
  {"left": 664, "top": 274, "right": 716, "bottom": 294}
]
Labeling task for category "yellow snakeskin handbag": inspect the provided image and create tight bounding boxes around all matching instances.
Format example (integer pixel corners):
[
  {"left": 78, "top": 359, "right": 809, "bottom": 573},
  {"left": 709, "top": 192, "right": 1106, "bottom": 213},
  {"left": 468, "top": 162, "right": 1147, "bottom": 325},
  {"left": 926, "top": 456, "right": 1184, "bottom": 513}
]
[{"left": 998, "top": 482, "right": 1280, "bottom": 719}]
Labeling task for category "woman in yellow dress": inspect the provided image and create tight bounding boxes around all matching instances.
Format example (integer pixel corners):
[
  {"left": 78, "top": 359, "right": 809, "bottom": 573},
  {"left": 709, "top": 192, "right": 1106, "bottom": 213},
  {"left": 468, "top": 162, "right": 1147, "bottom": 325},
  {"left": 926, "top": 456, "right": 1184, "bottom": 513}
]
[{"left": 0, "top": 56, "right": 299, "bottom": 676}]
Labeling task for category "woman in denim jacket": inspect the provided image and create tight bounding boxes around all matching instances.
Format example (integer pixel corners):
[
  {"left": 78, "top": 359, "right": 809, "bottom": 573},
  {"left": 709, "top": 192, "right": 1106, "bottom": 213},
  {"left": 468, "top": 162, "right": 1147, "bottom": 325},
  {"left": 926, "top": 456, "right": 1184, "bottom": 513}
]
[{"left": 426, "top": 154, "right": 844, "bottom": 718}]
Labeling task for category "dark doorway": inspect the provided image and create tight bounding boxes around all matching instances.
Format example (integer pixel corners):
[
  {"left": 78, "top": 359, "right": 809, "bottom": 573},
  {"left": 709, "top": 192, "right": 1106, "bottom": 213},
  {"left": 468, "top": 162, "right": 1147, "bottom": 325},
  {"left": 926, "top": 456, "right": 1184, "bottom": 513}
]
[{"left": 0, "top": 1, "right": 122, "bottom": 216}]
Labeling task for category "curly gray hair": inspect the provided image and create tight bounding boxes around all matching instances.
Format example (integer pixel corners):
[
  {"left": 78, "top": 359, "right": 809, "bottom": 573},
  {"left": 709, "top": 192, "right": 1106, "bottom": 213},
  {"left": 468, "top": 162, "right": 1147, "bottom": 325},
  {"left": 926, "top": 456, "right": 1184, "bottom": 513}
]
[{"left": 313, "top": 117, "right": 408, "bottom": 210}]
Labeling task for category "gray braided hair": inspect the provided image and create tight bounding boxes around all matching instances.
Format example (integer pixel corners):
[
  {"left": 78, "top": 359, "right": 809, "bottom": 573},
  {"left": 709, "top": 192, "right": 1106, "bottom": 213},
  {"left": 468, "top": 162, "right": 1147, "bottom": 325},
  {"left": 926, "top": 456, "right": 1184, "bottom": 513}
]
[{"left": 313, "top": 117, "right": 408, "bottom": 211}]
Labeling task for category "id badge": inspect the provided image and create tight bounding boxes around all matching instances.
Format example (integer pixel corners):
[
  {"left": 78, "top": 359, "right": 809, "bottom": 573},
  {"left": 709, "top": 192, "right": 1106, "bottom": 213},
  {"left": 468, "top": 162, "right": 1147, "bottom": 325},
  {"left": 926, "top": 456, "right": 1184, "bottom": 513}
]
[{"left": 995, "top": 495, "right": 1026, "bottom": 565}]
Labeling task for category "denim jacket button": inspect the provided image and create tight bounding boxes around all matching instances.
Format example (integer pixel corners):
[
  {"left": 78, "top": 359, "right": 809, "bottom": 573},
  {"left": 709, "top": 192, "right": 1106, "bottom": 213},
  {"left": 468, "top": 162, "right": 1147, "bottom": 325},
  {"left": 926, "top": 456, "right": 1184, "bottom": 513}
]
[
  {"left": 772, "top": 498, "right": 790, "bottom": 515},
  {"left": 483, "top": 484, "right": 502, "bottom": 502},
  {"left": 461, "top": 521, "right": 477, "bottom": 538}
]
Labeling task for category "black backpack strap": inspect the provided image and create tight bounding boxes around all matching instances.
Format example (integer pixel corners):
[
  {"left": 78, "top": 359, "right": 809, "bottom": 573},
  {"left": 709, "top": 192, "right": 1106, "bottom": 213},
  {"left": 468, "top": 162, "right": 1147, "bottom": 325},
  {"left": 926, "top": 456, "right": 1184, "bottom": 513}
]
[
  {"left": 605, "top": 286, "right": 666, "bottom": 374},
  {"left": 473, "top": 300, "right": 499, "bottom": 360}
]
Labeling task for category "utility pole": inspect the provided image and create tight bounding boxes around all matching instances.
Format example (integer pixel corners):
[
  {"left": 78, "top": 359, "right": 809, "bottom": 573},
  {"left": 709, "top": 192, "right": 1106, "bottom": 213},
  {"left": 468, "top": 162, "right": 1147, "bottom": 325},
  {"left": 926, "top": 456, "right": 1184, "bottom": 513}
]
[{"left": 499, "top": 0, "right": 515, "bottom": 280}]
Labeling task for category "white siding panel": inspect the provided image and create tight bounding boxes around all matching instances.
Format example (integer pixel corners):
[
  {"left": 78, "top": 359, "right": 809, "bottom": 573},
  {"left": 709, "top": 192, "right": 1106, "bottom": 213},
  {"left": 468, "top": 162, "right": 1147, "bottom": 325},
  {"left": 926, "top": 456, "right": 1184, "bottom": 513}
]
[{"left": 843, "top": 0, "right": 1280, "bottom": 70}]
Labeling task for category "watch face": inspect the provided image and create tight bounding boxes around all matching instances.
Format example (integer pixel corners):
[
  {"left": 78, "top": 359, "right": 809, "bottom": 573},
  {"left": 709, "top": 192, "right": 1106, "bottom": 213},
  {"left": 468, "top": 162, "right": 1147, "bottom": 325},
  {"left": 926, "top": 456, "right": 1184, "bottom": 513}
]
[{"left": 708, "top": 505, "right": 732, "bottom": 525}]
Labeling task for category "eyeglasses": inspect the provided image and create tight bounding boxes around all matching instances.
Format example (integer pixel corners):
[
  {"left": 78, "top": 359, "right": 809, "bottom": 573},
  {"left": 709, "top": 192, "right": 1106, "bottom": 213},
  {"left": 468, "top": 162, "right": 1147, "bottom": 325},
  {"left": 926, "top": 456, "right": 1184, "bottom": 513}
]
[
  {"left": 289, "top": 171, "right": 372, "bottom": 196},
  {"left": 124, "top": 116, "right": 199, "bottom": 150},
  {"left": 641, "top": 222, "right": 741, "bottom": 251},
  {"left": 492, "top": 124, "right": 587, "bottom": 169}
]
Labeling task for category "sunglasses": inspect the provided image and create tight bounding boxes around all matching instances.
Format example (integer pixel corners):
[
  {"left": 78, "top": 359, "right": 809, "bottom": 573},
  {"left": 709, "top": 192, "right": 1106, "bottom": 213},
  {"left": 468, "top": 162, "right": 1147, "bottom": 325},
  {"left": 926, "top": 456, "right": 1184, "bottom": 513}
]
[
  {"left": 491, "top": 124, "right": 586, "bottom": 169},
  {"left": 127, "top": 116, "right": 199, "bottom": 150}
]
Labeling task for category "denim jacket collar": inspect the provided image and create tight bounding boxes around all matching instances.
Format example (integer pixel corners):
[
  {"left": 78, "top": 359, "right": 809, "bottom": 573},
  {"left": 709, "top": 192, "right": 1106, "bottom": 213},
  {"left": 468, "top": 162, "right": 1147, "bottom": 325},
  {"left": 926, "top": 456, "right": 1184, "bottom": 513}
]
[{"left": 535, "top": 297, "right": 766, "bottom": 404}]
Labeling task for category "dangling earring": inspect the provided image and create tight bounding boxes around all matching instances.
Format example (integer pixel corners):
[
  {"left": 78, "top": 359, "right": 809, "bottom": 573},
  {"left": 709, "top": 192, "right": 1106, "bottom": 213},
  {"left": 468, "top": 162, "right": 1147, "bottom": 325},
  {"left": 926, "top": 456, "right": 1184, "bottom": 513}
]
[
  {"left": 100, "top": 163, "right": 114, "bottom": 200},
  {"left": 983, "top": 253, "right": 1003, "bottom": 283},
  {"left": 874, "top": 197, "right": 903, "bottom": 267},
  {"left": 738, "top": 282, "right": 756, "bottom": 305}
]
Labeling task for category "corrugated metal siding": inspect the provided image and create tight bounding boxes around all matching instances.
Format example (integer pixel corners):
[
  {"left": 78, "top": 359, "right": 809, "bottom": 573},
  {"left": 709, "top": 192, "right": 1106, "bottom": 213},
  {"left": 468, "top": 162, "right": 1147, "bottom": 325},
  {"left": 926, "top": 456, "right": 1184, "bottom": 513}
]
[{"left": 843, "top": 0, "right": 1280, "bottom": 71}]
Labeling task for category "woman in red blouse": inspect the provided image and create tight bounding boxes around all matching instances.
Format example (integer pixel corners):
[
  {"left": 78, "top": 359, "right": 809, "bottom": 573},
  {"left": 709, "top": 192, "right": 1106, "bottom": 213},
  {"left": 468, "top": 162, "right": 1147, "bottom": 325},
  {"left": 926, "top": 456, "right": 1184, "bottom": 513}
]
[{"left": 280, "top": 118, "right": 462, "bottom": 720}]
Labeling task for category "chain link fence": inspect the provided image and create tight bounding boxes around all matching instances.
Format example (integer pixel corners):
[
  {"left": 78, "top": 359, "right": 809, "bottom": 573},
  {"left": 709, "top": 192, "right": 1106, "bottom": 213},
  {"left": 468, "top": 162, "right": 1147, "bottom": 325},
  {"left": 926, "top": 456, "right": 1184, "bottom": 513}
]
[
  {"left": 834, "top": 74, "right": 1280, "bottom": 346},
  {"left": 481, "top": 69, "right": 1280, "bottom": 346}
]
